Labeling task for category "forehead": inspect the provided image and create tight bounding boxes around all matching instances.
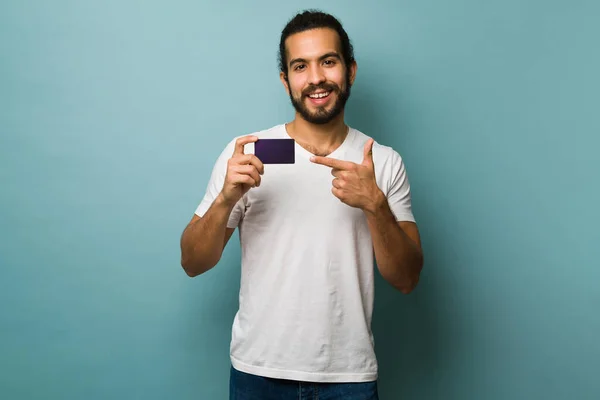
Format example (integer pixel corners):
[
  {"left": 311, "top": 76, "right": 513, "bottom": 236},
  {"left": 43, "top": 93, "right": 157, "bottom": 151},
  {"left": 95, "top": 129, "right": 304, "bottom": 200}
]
[{"left": 285, "top": 28, "right": 342, "bottom": 61}]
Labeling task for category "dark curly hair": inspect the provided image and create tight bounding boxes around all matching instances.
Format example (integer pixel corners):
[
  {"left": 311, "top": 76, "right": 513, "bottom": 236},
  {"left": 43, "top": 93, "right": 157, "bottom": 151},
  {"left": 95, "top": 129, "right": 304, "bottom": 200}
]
[{"left": 278, "top": 10, "right": 355, "bottom": 78}]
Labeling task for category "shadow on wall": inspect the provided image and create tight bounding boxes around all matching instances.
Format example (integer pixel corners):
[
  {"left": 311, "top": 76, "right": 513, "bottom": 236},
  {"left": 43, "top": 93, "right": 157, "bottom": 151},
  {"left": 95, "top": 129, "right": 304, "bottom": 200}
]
[
  {"left": 371, "top": 193, "right": 467, "bottom": 399},
  {"left": 346, "top": 85, "right": 455, "bottom": 399}
]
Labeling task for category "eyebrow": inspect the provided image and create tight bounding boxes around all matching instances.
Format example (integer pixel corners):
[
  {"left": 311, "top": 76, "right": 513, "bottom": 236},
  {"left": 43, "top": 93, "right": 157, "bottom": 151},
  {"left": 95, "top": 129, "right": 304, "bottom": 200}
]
[{"left": 289, "top": 52, "right": 342, "bottom": 67}]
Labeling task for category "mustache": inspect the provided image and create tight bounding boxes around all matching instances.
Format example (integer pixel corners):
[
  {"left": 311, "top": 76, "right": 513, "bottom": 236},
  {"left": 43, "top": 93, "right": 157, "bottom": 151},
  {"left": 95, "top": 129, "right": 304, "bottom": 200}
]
[{"left": 302, "top": 83, "right": 339, "bottom": 97}]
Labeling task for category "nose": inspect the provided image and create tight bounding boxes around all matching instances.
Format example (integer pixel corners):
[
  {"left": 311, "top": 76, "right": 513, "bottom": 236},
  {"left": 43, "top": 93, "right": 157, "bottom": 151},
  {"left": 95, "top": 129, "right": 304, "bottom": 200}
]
[{"left": 307, "top": 64, "right": 326, "bottom": 86}]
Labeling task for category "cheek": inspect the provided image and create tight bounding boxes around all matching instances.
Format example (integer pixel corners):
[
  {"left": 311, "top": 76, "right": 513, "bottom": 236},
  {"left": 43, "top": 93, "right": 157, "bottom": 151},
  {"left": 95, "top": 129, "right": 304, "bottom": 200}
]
[
  {"left": 329, "top": 68, "right": 347, "bottom": 87},
  {"left": 288, "top": 75, "right": 306, "bottom": 94},
  {"left": 335, "top": 75, "right": 347, "bottom": 88}
]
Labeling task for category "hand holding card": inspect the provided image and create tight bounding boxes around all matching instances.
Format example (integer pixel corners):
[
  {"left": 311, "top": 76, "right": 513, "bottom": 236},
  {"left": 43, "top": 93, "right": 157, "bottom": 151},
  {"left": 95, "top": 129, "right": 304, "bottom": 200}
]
[{"left": 220, "top": 135, "right": 264, "bottom": 206}]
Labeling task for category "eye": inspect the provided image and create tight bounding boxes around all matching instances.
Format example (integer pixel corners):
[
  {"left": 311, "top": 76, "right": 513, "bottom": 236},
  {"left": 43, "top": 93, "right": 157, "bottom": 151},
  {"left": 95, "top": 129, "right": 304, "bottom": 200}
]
[
  {"left": 323, "top": 59, "right": 336, "bottom": 66},
  {"left": 294, "top": 64, "right": 306, "bottom": 71}
]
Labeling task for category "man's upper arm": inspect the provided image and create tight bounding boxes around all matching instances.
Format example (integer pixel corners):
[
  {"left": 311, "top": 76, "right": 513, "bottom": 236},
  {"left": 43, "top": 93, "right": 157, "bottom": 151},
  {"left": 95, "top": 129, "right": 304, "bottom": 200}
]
[
  {"left": 382, "top": 148, "right": 421, "bottom": 253},
  {"left": 383, "top": 149, "right": 416, "bottom": 223},
  {"left": 187, "top": 214, "right": 236, "bottom": 251}
]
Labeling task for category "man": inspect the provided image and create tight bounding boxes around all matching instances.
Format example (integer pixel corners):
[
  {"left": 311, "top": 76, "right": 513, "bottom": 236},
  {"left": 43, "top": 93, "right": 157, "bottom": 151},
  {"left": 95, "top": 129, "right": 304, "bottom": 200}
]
[{"left": 180, "top": 9, "right": 423, "bottom": 400}]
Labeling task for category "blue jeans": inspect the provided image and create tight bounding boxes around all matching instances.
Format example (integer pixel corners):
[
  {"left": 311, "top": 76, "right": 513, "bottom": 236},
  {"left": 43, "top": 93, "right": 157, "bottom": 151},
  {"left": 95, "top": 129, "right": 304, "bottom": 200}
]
[{"left": 229, "top": 366, "right": 379, "bottom": 400}]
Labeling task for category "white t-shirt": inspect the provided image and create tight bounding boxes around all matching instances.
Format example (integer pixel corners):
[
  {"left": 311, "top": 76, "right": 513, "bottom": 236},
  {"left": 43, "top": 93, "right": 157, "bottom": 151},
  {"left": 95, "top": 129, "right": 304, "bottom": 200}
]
[{"left": 195, "top": 124, "right": 415, "bottom": 383}]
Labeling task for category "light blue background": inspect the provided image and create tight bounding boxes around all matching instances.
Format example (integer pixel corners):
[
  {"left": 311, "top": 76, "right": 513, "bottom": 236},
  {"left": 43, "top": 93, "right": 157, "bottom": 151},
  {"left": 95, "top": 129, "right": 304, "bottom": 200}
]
[{"left": 1, "top": 1, "right": 598, "bottom": 399}]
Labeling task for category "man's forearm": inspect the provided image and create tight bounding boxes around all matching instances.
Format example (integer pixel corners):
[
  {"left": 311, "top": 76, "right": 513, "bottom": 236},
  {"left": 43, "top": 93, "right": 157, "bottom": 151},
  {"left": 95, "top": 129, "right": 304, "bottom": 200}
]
[
  {"left": 180, "top": 193, "right": 235, "bottom": 277},
  {"left": 364, "top": 191, "right": 423, "bottom": 293}
]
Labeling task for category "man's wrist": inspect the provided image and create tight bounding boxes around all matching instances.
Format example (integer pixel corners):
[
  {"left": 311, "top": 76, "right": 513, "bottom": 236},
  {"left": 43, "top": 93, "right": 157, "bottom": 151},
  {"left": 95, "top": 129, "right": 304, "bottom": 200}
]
[
  {"left": 215, "top": 191, "right": 238, "bottom": 212},
  {"left": 363, "top": 189, "right": 387, "bottom": 217}
]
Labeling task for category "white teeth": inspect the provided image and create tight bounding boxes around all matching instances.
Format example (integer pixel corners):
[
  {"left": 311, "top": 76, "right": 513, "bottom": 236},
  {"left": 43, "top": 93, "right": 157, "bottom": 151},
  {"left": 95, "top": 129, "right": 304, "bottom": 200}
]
[{"left": 309, "top": 92, "right": 330, "bottom": 99}]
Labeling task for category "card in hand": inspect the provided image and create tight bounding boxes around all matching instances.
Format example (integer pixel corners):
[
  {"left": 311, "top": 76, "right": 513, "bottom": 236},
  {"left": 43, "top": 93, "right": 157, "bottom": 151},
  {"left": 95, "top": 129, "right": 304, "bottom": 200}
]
[{"left": 254, "top": 138, "right": 295, "bottom": 164}]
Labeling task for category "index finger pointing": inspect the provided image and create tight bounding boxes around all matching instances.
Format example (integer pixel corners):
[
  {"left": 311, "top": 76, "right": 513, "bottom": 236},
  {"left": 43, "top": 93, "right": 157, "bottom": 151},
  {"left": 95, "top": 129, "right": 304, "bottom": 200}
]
[
  {"left": 310, "top": 155, "right": 354, "bottom": 170},
  {"left": 234, "top": 135, "right": 258, "bottom": 155}
]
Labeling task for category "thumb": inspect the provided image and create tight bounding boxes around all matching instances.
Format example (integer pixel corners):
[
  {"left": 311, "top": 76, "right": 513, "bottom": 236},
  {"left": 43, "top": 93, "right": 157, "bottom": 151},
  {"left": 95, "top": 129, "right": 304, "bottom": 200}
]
[{"left": 362, "top": 138, "right": 375, "bottom": 167}]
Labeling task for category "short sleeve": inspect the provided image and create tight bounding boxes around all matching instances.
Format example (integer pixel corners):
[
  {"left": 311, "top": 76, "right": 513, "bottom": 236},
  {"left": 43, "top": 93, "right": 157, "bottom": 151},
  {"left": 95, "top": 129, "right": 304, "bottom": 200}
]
[
  {"left": 194, "top": 140, "right": 245, "bottom": 229},
  {"left": 386, "top": 151, "right": 416, "bottom": 223}
]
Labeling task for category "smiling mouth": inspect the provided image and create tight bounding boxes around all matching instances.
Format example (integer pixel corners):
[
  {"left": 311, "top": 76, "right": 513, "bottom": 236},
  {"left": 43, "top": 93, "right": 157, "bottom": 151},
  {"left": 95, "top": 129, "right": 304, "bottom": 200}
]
[{"left": 307, "top": 91, "right": 331, "bottom": 99}]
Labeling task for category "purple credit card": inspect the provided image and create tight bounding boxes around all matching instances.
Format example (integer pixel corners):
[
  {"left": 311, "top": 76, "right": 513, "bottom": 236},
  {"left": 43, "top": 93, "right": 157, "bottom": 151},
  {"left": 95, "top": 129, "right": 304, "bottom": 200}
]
[{"left": 254, "top": 138, "right": 295, "bottom": 164}]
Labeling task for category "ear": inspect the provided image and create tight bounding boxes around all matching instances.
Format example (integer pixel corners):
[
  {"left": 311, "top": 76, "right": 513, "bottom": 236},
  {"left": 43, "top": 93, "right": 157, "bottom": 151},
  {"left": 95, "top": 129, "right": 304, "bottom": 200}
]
[
  {"left": 348, "top": 60, "right": 358, "bottom": 86},
  {"left": 280, "top": 71, "right": 290, "bottom": 95}
]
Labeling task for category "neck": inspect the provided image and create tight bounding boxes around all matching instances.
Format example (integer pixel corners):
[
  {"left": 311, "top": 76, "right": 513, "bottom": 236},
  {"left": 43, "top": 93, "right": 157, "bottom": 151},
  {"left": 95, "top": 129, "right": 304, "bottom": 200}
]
[{"left": 286, "top": 113, "right": 348, "bottom": 156}]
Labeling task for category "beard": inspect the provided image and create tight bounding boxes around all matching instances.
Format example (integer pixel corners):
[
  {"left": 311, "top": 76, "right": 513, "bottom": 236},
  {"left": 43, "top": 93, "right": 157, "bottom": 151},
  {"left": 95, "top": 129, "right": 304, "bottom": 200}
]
[{"left": 287, "top": 74, "right": 352, "bottom": 125}]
